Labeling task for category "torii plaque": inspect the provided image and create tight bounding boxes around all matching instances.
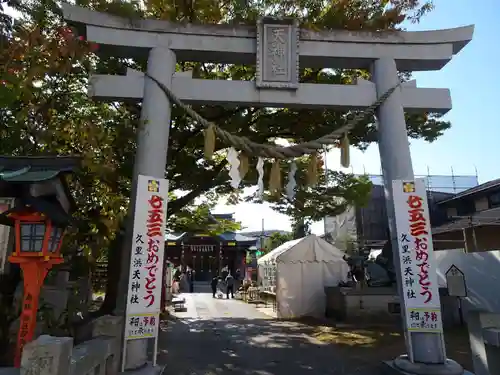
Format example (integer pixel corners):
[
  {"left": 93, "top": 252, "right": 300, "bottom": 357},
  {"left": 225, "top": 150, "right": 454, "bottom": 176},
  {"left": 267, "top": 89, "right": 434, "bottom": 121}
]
[{"left": 256, "top": 18, "right": 299, "bottom": 89}]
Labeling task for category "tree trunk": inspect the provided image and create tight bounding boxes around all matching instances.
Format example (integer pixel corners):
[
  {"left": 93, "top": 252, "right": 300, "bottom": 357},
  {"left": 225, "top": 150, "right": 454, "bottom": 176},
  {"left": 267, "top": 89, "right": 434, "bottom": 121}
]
[
  {"left": 98, "top": 232, "right": 123, "bottom": 315},
  {"left": 292, "top": 219, "right": 308, "bottom": 239}
]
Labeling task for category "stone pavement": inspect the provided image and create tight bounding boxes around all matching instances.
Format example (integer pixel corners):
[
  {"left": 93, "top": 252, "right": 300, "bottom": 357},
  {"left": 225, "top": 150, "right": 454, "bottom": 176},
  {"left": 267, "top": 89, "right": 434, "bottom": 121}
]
[{"left": 157, "top": 285, "right": 376, "bottom": 375}]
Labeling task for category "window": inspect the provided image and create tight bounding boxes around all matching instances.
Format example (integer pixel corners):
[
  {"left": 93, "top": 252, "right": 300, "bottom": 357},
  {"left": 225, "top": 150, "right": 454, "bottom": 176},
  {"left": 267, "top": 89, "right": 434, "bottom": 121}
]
[
  {"left": 489, "top": 192, "right": 500, "bottom": 208},
  {"left": 20, "top": 223, "right": 46, "bottom": 252}
]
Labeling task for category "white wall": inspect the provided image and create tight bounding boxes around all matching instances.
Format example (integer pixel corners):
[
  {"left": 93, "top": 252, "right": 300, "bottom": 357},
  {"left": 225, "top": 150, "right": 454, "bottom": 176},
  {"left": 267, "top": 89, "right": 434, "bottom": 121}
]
[{"left": 435, "top": 249, "right": 500, "bottom": 313}]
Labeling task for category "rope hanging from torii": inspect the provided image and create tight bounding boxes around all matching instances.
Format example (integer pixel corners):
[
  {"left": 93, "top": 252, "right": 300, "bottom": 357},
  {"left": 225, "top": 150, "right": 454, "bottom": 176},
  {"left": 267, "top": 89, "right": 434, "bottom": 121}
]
[{"left": 143, "top": 71, "right": 401, "bottom": 198}]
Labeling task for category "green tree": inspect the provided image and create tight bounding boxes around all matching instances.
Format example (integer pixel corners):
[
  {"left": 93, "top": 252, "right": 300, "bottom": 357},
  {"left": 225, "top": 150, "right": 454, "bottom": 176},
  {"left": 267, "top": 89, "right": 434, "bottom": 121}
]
[
  {"left": 255, "top": 156, "right": 372, "bottom": 239},
  {"left": 0, "top": 0, "right": 446, "bottom": 317},
  {"left": 263, "top": 232, "right": 294, "bottom": 253}
]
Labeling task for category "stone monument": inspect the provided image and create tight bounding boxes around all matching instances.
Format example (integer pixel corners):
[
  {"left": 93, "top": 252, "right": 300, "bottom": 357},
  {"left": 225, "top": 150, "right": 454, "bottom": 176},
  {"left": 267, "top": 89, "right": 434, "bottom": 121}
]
[{"left": 62, "top": 5, "right": 473, "bottom": 374}]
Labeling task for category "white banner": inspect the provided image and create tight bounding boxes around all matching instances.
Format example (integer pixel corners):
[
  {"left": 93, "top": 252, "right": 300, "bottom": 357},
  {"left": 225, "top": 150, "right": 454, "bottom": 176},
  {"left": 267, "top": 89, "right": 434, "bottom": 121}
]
[
  {"left": 392, "top": 178, "right": 443, "bottom": 333},
  {"left": 125, "top": 175, "right": 168, "bottom": 317}
]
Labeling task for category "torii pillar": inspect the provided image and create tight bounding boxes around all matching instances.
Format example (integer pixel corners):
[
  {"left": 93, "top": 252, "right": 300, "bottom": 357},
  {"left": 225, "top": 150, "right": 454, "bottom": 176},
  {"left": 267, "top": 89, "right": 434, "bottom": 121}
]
[
  {"left": 63, "top": 4, "right": 473, "bottom": 374},
  {"left": 373, "top": 58, "right": 461, "bottom": 374}
]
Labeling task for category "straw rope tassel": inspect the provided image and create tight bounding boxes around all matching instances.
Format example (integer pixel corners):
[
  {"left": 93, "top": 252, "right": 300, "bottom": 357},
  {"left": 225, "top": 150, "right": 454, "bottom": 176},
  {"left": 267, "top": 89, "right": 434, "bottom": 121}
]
[
  {"left": 204, "top": 124, "right": 216, "bottom": 160},
  {"left": 286, "top": 161, "right": 298, "bottom": 200},
  {"left": 239, "top": 153, "right": 249, "bottom": 179},
  {"left": 256, "top": 157, "right": 264, "bottom": 199},
  {"left": 227, "top": 147, "right": 241, "bottom": 189},
  {"left": 340, "top": 133, "right": 350, "bottom": 168},
  {"left": 307, "top": 153, "right": 319, "bottom": 186},
  {"left": 269, "top": 160, "right": 282, "bottom": 196}
]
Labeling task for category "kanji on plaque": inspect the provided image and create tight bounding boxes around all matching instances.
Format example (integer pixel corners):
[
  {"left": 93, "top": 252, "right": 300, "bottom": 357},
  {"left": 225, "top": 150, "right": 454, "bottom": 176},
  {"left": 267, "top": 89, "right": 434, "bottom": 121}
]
[
  {"left": 407, "top": 308, "right": 442, "bottom": 332},
  {"left": 268, "top": 26, "right": 288, "bottom": 77},
  {"left": 125, "top": 175, "right": 168, "bottom": 316},
  {"left": 129, "top": 233, "right": 145, "bottom": 306},
  {"left": 392, "top": 179, "right": 443, "bottom": 334}
]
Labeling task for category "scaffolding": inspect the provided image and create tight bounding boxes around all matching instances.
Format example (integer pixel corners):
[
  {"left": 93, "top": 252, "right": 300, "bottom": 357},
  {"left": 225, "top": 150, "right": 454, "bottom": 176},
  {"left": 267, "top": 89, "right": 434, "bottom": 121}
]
[
  {"left": 362, "top": 172, "right": 479, "bottom": 194},
  {"left": 324, "top": 171, "right": 480, "bottom": 249}
]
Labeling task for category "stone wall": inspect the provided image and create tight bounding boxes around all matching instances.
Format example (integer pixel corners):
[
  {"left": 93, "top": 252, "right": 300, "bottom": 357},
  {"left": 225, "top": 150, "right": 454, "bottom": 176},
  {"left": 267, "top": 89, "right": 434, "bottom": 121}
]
[
  {"left": 0, "top": 315, "right": 122, "bottom": 375},
  {"left": 325, "top": 287, "right": 400, "bottom": 322},
  {"left": 467, "top": 310, "right": 500, "bottom": 375},
  {"left": 325, "top": 286, "right": 459, "bottom": 326},
  {"left": 10, "top": 271, "right": 92, "bottom": 342}
]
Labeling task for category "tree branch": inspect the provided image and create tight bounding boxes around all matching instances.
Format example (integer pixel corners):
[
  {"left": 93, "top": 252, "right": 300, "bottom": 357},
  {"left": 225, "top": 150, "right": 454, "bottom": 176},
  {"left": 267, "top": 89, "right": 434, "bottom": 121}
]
[
  {"left": 167, "top": 106, "right": 246, "bottom": 173},
  {"left": 167, "top": 159, "right": 228, "bottom": 215}
]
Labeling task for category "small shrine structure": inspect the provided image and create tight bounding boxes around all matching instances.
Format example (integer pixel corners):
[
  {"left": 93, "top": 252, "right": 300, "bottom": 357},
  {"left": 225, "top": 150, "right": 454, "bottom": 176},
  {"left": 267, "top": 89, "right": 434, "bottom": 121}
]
[{"left": 165, "top": 214, "right": 256, "bottom": 281}]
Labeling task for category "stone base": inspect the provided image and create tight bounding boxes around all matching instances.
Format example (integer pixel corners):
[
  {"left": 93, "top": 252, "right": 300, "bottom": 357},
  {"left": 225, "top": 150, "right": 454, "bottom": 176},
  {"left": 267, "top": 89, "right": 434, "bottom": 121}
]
[
  {"left": 381, "top": 355, "right": 473, "bottom": 375},
  {"left": 125, "top": 339, "right": 149, "bottom": 370},
  {"left": 121, "top": 362, "right": 165, "bottom": 375},
  {"left": 0, "top": 368, "right": 19, "bottom": 375}
]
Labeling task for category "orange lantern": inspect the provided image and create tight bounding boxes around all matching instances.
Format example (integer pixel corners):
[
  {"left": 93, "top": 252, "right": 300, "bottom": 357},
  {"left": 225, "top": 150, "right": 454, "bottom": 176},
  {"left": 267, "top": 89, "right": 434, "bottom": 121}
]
[
  {"left": 5, "top": 206, "right": 67, "bottom": 367},
  {"left": 0, "top": 156, "right": 79, "bottom": 368}
]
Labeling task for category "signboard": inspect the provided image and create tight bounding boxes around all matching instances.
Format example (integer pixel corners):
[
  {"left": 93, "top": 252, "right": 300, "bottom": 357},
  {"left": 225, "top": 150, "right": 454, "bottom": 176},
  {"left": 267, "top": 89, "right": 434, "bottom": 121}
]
[
  {"left": 125, "top": 312, "right": 159, "bottom": 340},
  {"left": 392, "top": 179, "right": 443, "bottom": 333},
  {"left": 125, "top": 175, "right": 168, "bottom": 340},
  {"left": 445, "top": 264, "right": 467, "bottom": 297}
]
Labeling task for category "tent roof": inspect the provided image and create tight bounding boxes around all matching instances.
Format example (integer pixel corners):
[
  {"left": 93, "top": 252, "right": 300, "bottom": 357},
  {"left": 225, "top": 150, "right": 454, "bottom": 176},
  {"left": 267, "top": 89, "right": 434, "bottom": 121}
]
[
  {"left": 258, "top": 237, "right": 302, "bottom": 264},
  {"left": 257, "top": 234, "right": 347, "bottom": 264}
]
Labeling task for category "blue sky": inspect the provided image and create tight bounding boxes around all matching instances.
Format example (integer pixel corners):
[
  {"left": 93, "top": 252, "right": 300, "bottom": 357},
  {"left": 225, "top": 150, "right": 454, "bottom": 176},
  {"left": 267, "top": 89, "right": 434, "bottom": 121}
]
[{"left": 218, "top": 0, "right": 500, "bottom": 233}]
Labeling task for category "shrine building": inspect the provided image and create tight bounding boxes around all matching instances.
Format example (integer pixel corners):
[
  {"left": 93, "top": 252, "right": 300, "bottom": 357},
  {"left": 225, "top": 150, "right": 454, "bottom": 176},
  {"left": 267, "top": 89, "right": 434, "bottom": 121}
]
[{"left": 164, "top": 214, "right": 257, "bottom": 281}]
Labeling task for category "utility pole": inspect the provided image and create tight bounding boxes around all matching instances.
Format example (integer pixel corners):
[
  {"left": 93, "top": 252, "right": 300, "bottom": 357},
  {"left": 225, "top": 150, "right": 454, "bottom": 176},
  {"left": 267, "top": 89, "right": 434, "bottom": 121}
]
[{"left": 260, "top": 218, "right": 265, "bottom": 250}]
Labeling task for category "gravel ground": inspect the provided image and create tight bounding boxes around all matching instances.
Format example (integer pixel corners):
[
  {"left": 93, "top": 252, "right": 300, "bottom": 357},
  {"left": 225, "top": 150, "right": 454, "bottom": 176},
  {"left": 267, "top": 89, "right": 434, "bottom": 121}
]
[{"left": 157, "top": 290, "right": 380, "bottom": 375}]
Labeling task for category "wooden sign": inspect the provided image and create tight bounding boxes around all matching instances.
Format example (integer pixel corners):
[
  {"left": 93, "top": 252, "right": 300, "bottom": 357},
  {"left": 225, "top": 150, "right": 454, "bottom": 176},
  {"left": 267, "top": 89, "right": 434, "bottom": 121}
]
[{"left": 445, "top": 264, "right": 467, "bottom": 297}]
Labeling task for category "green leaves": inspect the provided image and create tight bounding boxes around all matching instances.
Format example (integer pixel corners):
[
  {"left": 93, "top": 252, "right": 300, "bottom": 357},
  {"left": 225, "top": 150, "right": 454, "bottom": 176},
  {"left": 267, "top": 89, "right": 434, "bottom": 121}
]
[
  {"left": 266, "top": 168, "right": 373, "bottom": 222},
  {"left": 1, "top": 0, "right": 441, "bottom": 261}
]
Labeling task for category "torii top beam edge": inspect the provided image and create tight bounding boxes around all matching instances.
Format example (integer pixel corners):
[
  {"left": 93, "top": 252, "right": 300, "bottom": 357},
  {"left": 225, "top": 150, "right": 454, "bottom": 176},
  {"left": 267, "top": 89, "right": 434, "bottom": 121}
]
[{"left": 62, "top": 4, "right": 474, "bottom": 72}]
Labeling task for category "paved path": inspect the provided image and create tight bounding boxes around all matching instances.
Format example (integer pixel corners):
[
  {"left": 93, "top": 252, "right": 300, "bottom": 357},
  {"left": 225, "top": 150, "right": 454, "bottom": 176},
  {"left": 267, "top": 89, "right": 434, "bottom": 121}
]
[{"left": 158, "top": 287, "right": 373, "bottom": 375}]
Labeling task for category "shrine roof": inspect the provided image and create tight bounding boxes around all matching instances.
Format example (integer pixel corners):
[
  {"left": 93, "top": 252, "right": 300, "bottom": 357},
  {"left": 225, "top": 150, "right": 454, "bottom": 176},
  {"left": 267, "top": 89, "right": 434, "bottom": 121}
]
[
  {"left": 219, "top": 232, "right": 256, "bottom": 243},
  {"left": 437, "top": 178, "right": 500, "bottom": 205},
  {"left": 0, "top": 195, "right": 73, "bottom": 227},
  {"left": 165, "top": 231, "right": 257, "bottom": 244},
  {"left": 432, "top": 207, "right": 500, "bottom": 235},
  {"left": 165, "top": 232, "right": 186, "bottom": 241},
  {"left": 0, "top": 156, "right": 80, "bottom": 182}
]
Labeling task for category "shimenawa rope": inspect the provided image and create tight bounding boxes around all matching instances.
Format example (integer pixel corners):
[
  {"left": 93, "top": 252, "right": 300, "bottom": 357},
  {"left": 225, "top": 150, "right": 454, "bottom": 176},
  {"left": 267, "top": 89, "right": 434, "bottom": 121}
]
[{"left": 141, "top": 71, "right": 401, "bottom": 159}]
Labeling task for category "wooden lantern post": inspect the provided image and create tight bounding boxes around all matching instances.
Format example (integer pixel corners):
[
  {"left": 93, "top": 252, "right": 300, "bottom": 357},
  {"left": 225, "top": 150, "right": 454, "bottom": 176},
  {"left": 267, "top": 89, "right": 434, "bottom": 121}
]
[{"left": 8, "top": 210, "right": 66, "bottom": 368}]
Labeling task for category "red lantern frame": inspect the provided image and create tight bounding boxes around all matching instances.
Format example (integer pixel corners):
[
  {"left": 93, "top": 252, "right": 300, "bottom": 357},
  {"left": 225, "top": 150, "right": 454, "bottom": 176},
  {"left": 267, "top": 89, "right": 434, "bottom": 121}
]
[{"left": 8, "top": 210, "right": 66, "bottom": 368}]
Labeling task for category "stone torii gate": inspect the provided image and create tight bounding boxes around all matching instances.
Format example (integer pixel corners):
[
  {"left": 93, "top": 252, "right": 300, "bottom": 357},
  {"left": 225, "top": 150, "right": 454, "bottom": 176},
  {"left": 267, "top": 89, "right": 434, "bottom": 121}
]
[{"left": 63, "top": 4, "right": 473, "bottom": 375}]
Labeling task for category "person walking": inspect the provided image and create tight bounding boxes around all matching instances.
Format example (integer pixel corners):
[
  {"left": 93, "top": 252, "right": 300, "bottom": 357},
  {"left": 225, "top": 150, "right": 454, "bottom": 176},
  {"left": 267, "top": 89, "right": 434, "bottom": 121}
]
[
  {"left": 211, "top": 275, "right": 219, "bottom": 298},
  {"left": 187, "top": 270, "right": 195, "bottom": 293},
  {"left": 234, "top": 268, "right": 241, "bottom": 291},
  {"left": 225, "top": 273, "right": 235, "bottom": 299}
]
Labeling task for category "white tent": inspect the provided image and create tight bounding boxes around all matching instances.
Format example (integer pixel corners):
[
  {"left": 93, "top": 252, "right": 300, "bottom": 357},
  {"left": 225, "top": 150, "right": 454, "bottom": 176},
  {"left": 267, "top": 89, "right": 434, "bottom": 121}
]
[{"left": 257, "top": 234, "right": 350, "bottom": 319}]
